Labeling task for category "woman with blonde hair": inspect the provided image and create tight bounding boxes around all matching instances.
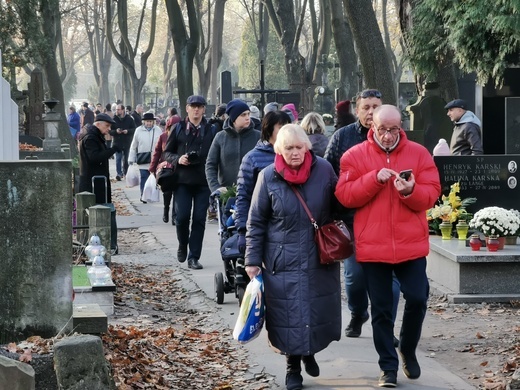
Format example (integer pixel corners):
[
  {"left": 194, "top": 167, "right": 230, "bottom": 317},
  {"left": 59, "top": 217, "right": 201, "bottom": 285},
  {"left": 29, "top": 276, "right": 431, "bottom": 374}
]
[
  {"left": 245, "top": 124, "right": 341, "bottom": 390},
  {"left": 300, "top": 112, "right": 329, "bottom": 157}
]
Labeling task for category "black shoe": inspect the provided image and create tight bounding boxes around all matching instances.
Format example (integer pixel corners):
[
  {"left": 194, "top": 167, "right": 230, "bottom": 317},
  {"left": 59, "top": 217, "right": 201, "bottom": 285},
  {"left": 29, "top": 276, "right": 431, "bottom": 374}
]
[
  {"left": 116, "top": 175, "right": 121, "bottom": 181},
  {"left": 163, "top": 208, "right": 169, "bottom": 223},
  {"left": 399, "top": 351, "right": 421, "bottom": 379},
  {"left": 171, "top": 214, "right": 176, "bottom": 225},
  {"left": 177, "top": 246, "right": 187, "bottom": 263},
  {"left": 301, "top": 355, "right": 320, "bottom": 377},
  {"left": 345, "top": 313, "right": 370, "bottom": 337},
  {"left": 378, "top": 370, "right": 397, "bottom": 388},
  {"left": 188, "top": 258, "right": 203, "bottom": 269},
  {"left": 393, "top": 336, "right": 399, "bottom": 348},
  {"left": 285, "top": 372, "right": 303, "bottom": 390},
  {"left": 140, "top": 199, "right": 147, "bottom": 204}
]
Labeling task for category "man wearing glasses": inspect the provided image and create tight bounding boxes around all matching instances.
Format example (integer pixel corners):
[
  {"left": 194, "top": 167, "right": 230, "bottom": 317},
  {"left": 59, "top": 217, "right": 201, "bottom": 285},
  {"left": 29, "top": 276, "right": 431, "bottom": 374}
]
[
  {"left": 335, "top": 105, "right": 440, "bottom": 387},
  {"left": 325, "top": 89, "right": 399, "bottom": 340}
]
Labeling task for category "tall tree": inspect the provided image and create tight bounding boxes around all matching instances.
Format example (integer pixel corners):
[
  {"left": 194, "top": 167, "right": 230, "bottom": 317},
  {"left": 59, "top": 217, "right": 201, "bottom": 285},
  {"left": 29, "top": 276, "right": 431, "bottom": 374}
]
[
  {"left": 79, "top": 0, "right": 113, "bottom": 105},
  {"left": 4, "top": 0, "right": 77, "bottom": 156},
  {"left": 165, "top": 0, "right": 200, "bottom": 116},
  {"left": 105, "top": 0, "right": 158, "bottom": 106},
  {"left": 329, "top": 0, "right": 358, "bottom": 101},
  {"left": 343, "top": 0, "right": 397, "bottom": 104}
]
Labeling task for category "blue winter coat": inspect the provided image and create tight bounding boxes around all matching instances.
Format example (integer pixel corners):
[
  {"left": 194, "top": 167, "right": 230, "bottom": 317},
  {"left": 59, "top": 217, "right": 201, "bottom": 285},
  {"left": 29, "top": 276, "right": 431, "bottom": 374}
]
[
  {"left": 245, "top": 154, "right": 342, "bottom": 356},
  {"left": 235, "top": 140, "right": 276, "bottom": 232}
]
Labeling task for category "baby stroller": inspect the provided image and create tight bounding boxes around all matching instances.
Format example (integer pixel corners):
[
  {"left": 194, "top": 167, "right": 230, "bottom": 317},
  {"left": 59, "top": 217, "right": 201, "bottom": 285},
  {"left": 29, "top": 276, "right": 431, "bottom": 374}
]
[{"left": 211, "top": 193, "right": 250, "bottom": 305}]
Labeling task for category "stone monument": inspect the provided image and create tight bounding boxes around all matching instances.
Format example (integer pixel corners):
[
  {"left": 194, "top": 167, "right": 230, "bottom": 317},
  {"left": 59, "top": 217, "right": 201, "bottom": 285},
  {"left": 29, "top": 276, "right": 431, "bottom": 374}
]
[
  {"left": 0, "top": 160, "right": 73, "bottom": 343},
  {"left": 407, "top": 82, "right": 453, "bottom": 153},
  {"left": 0, "top": 50, "right": 19, "bottom": 161},
  {"left": 24, "top": 68, "right": 45, "bottom": 139}
]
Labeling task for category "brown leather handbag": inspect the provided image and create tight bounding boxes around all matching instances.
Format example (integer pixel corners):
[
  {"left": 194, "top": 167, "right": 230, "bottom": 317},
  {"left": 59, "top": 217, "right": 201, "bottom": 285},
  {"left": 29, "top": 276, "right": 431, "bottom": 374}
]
[{"left": 292, "top": 186, "right": 353, "bottom": 264}]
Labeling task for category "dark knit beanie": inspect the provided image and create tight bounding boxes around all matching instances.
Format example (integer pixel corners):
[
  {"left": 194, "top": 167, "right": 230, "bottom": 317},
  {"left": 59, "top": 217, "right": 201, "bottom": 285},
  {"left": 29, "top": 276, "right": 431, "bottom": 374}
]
[
  {"left": 336, "top": 100, "right": 351, "bottom": 116},
  {"left": 226, "top": 99, "right": 250, "bottom": 123}
]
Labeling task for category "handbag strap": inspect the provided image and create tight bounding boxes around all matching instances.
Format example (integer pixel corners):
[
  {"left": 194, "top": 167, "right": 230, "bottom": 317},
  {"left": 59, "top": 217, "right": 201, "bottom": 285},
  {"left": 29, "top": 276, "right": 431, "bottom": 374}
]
[
  {"left": 149, "top": 128, "right": 155, "bottom": 153},
  {"left": 290, "top": 186, "right": 319, "bottom": 230}
]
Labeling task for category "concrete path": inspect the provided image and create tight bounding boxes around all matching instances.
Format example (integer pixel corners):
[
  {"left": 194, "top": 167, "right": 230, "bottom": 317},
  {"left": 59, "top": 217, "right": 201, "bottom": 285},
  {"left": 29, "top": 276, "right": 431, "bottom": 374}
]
[{"left": 111, "top": 165, "right": 475, "bottom": 390}]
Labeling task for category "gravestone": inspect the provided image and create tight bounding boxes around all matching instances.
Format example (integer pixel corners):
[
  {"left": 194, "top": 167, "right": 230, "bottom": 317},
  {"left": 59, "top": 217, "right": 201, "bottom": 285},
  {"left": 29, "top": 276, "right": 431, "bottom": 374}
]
[
  {"left": 407, "top": 82, "right": 453, "bottom": 154},
  {"left": 25, "top": 68, "right": 45, "bottom": 138},
  {"left": 505, "top": 97, "right": 520, "bottom": 154},
  {"left": 0, "top": 50, "right": 19, "bottom": 161},
  {"left": 0, "top": 160, "right": 73, "bottom": 343},
  {"left": 434, "top": 155, "right": 520, "bottom": 210},
  {"left": 220, "top": 71, "right": 232, "bottom": 104}
]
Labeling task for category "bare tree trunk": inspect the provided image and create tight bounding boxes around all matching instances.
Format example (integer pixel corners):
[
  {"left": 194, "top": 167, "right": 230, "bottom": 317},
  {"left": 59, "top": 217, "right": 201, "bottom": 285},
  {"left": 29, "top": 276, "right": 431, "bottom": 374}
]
[
  {"left": 40, "top": 0, "right": 77, "bottom": 158},
  {"left": 105, "top": 0, "right": 158, "bottom": 107},
  {"left": 209, "top": 0, "right": 226, "bottom": 104},
  {"left": 343, "top": 0, "right": 396, "bottom": 104},
  {"left": 329, "top": 0, "right": 357, "bottom": 101},
  {"left": 162, "top": 30, "right": 176, "bottom": 104},
  {"left": 165, "top": 0, "right": 200, "bottom": 117}
]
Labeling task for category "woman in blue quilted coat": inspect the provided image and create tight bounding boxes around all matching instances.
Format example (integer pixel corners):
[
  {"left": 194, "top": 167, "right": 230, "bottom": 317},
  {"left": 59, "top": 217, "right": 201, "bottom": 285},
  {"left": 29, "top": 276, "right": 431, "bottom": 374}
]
[{"left": 245, "top": 124, "right": 341, "bottom": 390}]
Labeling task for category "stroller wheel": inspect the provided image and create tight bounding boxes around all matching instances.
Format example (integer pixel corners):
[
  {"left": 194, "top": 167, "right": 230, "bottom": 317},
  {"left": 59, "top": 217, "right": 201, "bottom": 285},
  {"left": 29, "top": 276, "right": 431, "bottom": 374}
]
[
  {"left": 236, "top": 286, "right": 246, "bottom": 306},
  {"left": 214, "top": 272, "right": 225, "bottom": 304}
]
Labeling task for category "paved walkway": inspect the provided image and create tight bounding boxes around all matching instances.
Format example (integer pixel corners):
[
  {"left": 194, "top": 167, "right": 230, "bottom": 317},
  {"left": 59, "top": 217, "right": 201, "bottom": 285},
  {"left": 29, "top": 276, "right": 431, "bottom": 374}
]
[{"left": 111, "top": 165, "right": 475, "bottom": 390}]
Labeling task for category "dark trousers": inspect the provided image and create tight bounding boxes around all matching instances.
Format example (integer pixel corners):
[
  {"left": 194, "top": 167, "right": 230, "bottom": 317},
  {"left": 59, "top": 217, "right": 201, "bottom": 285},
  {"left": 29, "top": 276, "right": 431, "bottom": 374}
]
[
  {"left": 174, "top": 184, "right": 210, "bottom": 260},
  {"left": 361, "top": 257, "right": 429, "bottom": 371},
  {"left": 139, "top": 169, "right": 150, "bottom": 197},
  {"left": 115, "top": 144, "right": 130, "bottom": 176},
  {"left": 163, "top": 191, "right": 176, "bottom": 216}
]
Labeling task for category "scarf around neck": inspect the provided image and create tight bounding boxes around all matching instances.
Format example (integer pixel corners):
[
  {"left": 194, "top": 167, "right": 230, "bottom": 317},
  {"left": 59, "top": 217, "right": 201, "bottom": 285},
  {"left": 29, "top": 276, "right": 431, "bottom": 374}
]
[{"left": 274, "top": 150, "right": 312, "bottom": 185}]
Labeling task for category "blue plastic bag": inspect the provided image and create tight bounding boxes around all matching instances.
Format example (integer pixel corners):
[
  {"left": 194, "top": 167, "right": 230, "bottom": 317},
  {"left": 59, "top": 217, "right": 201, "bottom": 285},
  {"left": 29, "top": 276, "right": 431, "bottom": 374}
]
[{"left": 233, "top": 274, "right": 265, "bottom": 344}]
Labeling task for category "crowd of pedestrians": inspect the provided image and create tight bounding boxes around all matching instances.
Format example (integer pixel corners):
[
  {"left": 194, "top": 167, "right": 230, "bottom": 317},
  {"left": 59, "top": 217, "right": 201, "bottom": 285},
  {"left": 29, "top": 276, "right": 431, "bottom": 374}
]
[{"left": 77, "top": 89, "right": 484, "bottom": 388}]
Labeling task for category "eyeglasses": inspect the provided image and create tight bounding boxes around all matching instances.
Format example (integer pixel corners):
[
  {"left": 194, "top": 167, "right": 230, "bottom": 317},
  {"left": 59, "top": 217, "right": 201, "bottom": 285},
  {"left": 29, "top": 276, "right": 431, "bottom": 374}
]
[
  {"left": 376, "top": 126, "right": 400, "bottom": 136},
  {"left": 356, "top": 89, "right": 382, "bottom": 100}
]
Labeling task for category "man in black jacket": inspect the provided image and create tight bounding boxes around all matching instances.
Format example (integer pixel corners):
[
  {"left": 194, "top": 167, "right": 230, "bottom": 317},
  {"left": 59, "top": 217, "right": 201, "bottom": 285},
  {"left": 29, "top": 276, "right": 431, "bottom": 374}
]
[
  {"left": 78, "top": 113, "right": 120, "bottom": 203},
  {"left": 110, "top": 104, "right": 136, "bottom": 180}
]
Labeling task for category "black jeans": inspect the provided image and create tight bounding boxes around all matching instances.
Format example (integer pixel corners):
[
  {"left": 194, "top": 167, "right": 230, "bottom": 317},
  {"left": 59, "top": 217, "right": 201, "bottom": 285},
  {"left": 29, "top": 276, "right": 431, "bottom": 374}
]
[
  {"left": 174, "top": 184, "right": 210, "bottom": 260},
  {"left": 361, "top": 257, "right": 429, "bottom": 371}
]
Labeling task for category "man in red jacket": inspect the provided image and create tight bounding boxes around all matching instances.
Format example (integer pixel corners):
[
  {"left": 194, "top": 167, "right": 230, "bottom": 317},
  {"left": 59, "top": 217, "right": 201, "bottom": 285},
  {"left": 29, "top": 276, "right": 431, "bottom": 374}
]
[{"left": 335, "top": 105, "right": 440, "bottom": 388}]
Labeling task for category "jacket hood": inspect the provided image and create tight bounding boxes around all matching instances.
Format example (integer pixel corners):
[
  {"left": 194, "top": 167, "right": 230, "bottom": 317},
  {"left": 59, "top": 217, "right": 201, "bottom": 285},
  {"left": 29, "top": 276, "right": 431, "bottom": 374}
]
[
  {"left": 456, "top": 111, "right": 481, "bottom": 127},
  {"left": 254, "top": 139, "right": 275, "bottom": 153}
]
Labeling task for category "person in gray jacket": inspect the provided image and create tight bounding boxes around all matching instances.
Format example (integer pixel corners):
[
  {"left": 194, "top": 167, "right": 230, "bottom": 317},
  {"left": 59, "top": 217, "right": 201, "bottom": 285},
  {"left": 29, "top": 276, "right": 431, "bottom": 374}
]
[
  {"left": 445, "top": 99, "right": 483, "bottom": 155},
  {"left": 205, "top": 99, "right": 260, "bottom": 193},
  {"left": 245, "top": 124, "right": 341, "bottom": 390}
]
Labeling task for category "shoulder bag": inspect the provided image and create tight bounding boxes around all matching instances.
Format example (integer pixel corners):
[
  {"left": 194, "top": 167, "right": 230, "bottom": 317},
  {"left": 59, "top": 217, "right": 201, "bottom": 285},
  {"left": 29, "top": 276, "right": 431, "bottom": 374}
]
[
  {"left": 291, "top": 186, "right": 353, "bottom": 264},
  {"left": 136, "top": 129, "right": 155, "bottom": 164}
]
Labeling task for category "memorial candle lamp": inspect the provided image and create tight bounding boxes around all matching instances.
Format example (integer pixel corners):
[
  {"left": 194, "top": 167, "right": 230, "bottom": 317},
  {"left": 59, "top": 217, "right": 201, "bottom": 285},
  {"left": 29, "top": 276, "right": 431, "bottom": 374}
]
[
  {"left": 469, "top": 234, "right": 482, "bottom": 251},
  {"left": 84, "top": 234, "right": 107, "bottom": 262}
]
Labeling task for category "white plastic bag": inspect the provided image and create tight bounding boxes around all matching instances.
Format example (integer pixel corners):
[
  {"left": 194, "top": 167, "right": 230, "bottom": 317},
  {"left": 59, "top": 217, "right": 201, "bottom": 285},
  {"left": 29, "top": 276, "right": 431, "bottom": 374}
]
[
  {"left": 233, "top": 274, "right": 265, "bottom": 344},
  {"left": 142, "top": 174, "right": 160, "bottom": 203},
  {"left": 126, "top": 164, "right": 139, "bottom": 188}
]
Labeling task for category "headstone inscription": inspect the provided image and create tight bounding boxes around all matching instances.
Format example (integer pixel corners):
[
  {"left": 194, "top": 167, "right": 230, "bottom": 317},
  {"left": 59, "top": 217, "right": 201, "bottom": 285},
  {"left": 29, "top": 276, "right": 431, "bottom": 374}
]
[{"left": 434, "top": 155, "right": 520, "bottom": 210}]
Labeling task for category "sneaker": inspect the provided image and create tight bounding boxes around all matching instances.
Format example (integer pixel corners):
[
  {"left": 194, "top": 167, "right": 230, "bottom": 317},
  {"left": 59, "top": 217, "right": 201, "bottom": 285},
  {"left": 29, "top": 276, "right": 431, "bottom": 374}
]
[
  {"left": 399, "top": 350, "right": 421, "bottom": 379},
  {"left": 378, "top": 370, "right": 397, "bottom": 388},
  {"left": 115, "top": 175, "right": 122, "bottom": 181},
  {"left": 345, "top": 313, "right": 370, "bottom": 337},
  {"left": 177, "top": 246, "right": 187, "bottom": 263}
]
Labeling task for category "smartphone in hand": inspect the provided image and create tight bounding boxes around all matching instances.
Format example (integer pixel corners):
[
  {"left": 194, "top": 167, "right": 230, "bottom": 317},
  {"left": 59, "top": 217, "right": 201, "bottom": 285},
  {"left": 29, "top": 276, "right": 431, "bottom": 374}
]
[{"left": 399, "top": 169, "right": 412, "bottom": 180}]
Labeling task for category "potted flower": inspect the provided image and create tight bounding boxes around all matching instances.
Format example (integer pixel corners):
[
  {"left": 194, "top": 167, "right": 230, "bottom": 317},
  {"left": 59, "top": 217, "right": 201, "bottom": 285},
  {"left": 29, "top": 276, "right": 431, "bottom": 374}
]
[
  {"left": 426, "top": 182, "right": 477, "bottom": 239},
  {"left": 469, "top": 207, "right": 520, "bottom": 248}
]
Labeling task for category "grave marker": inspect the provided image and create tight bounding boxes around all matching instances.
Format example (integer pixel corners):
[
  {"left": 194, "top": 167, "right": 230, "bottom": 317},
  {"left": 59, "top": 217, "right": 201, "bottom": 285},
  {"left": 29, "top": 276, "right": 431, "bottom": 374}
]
[{"left": 434, "top": 155, "right": 520, "bottom": 210}]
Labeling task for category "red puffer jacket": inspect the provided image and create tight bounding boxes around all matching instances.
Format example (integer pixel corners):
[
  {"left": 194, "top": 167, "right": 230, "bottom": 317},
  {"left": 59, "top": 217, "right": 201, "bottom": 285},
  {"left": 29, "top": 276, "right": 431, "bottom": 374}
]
[{"left": 335, "top": 129, "right": 441, "bottom": 264}]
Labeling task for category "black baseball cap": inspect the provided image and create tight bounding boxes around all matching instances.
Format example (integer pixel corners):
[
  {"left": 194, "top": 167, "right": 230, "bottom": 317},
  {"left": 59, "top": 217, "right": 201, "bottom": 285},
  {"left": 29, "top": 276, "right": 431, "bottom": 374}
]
[{"left": 444, "top": 99, "right": 467, "bottom": 110}]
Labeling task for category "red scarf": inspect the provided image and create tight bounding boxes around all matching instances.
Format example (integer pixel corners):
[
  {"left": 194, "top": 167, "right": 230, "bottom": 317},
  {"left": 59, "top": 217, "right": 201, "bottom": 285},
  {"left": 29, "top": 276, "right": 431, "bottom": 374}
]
[{"left": 274, "top": 151, "right": 312, "bottom": 184}]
